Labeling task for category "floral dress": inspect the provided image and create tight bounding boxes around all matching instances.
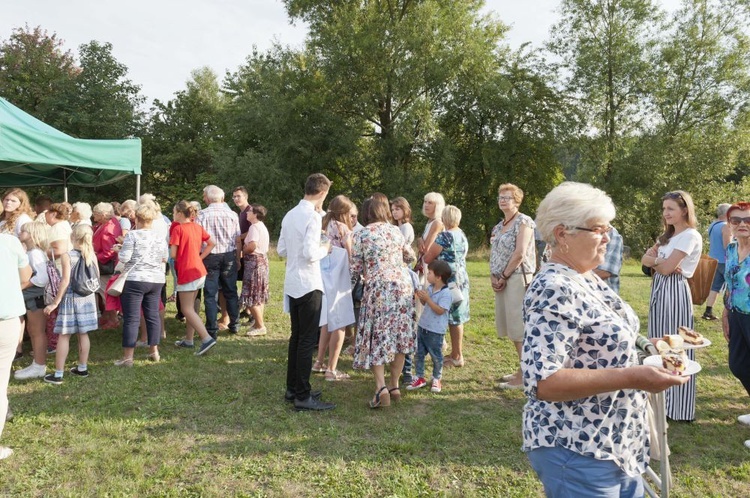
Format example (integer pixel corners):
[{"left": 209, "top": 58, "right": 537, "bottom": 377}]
[
  {"left": 352, "top": 222, "right": 417, "bottom": 370},
  {"left": 435, "top": 228, "right": 470, "bottom": 325}
]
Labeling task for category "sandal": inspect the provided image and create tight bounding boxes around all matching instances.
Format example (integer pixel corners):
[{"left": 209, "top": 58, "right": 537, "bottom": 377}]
[
  {"left": 325, "top": 369, "right": 350, "bottom": 381},
  {"left": 312, "top": 361, "right": 328, "bottom": 373},
  {"left": 443, "top": 356, "right": 465, "bottom": 368},
  {"left": 369, "top": 386, "right": 390, "bottom": 408},
  {"left": 388, "top": 386, "right": 401, "bottom": 402}
]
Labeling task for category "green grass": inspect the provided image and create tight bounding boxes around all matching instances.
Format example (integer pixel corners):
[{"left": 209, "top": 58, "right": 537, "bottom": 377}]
[{"left": 3, "top": 260, "right": 749, "bottom": 497}]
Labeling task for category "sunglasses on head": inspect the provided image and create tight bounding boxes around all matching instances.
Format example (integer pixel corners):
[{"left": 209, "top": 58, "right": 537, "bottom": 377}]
[
  {"left": 663, "top": 191, "right": 685, "bottom": 203},
  {"left": 729, "top": 216, "right": 750, "bottom": 226}
]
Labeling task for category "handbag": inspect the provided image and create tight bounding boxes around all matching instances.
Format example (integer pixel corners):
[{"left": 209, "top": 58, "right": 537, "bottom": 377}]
[
  {"left": 106, "top": 271, "right": 129, "bottom": 297},
  {"left": 44, "top": 252, "right": 61, "bottom": 305},
  {"left": 686, "top": 254, "right": 718, "bottom": 306},
  {"left": 447, "top": 281, "right": 463, "bottom": 304}
]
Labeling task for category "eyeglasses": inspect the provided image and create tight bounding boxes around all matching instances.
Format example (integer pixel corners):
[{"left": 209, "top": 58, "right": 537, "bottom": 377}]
[
  {"left": 573, "top": 225, "right": 613, "bottom": 235},
  {"left": 497, "top": 196, "right": 513, "bottom": 201},
  {"left": 729, "top": 216, "right": 750, "bottom": 226},
  {"left": 663, "top": 191, "right": 685, "bottom": 203}
]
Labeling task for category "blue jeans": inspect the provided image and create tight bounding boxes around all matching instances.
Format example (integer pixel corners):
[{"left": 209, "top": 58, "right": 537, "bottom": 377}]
[
  {"left": 415, "top": 326, "right": 444, "bottom": 380},
  {"left": 203, "top": 252, "right": 239, "bottom": 336},
  {"left": 121, "top": 280, "right": 163, "bottom": 348},
  {"left": 527, "top": 446, "right": 643, "bottom": 498}
]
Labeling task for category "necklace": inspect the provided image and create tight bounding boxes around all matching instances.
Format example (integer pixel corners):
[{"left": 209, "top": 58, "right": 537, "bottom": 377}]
[{"left": 502, "top": 211, "right": 518, "bottom": 227}]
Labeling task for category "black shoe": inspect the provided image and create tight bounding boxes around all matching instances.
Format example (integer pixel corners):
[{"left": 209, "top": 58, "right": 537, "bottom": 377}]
[
  {"left": 702, "top": 313, "right": 718, "bottom": 321},
  {"left": 294, "top": 395, "right": 335, "bottom": 411},
  {"left": 285, "top": 389, "right": 322, "bottom": 402},
  {"left": 44, "top": 374, "right": 63, "bottom": 385},
  {"left": 69, "top": 367, "right": 89, "bottom": 378}
]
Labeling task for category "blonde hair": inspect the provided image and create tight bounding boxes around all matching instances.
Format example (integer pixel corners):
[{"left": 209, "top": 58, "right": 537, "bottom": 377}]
[
  {"left": 135, "top": 203, "right": 159, "bottom": 224},
  {"left": 535, "top": 182, "right": 616, "bottom": 246},
  {"left": 92, "top": 202, "right": 113, "bottom": 218},
  {"left": 498, "top": 183, "right": 524, "bottom": 204},
  {"left": 71, "top": 225, "right": 96, "bottom": 265},
  {"left": 21, "top": 221, "right": 49, "bottom": 252},
  {"left": 422, "top": 192, "right": 445, "bottom": 220},
  {"left": 441, "top": 205, "right": 462, "bottom": 229}
]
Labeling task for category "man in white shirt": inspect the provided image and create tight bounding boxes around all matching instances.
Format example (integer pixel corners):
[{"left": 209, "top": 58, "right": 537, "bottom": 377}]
[{"left": 277, "top": 173, "right": 335, "bottom": 411}]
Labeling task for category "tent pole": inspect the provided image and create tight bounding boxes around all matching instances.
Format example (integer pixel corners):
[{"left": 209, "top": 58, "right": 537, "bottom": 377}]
[
  {"left": 63, "top": 170, "right": 68, "bottom": 202},
  {"left": 136, "top": 175, "right": 141, "bottom": 200}
]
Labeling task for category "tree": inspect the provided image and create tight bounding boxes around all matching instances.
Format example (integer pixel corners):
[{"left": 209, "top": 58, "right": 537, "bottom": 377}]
[
  {"left": 0, "top": 25, "right": 78, "bottom": 122},
  {"left": 549, "top": 0, "right": 661, "bottom": 183}
]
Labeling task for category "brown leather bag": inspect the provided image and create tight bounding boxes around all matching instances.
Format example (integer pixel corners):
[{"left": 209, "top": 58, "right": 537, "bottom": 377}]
[{"left": 687, "top": 254, "right": 718, "bottom": 305}]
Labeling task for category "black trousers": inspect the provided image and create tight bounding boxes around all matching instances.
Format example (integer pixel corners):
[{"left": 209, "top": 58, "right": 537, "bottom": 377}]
[
  {"left": 728, "top": 310, "right": 750, "bottom": 397},
  {"left": 286, "top": 290, "right": 323, "bottom": 401}
]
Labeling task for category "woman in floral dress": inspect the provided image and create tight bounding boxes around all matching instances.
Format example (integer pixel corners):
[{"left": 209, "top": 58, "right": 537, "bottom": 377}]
[
  {"left": 352, "top": 197, "right": 417, "bottom": 408},
  {"left": 424, "top": 205, "right": 470, "bottom": 367}
]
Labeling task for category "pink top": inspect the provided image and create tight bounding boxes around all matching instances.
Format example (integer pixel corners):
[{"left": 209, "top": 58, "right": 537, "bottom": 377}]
[
  {"left": 245, "top": 221, "right": 270, "bottom": 256},
  {"left": 93, "top": 217, "right": 122, "bottom": 265}
]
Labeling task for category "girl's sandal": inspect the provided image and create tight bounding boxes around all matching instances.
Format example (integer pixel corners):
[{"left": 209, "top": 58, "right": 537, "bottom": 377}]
[
  {"left": 369, "top": 386, "right": 390, "bottom": 408},
  {"left": 325, "top": 369, "right": 350, "bottom": 381},
  {"left": 388, "top": 386, "right": 401, "bottom": 402},
  {"left": 312, "top": 361, "right": 328, "bottom": 373}
]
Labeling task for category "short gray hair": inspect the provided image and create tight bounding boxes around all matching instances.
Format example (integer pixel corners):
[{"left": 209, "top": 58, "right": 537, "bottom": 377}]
[
  {"left": 535, "top": 182, "right": 616, "bottom": 246},
  {"left": 203, "top": 185, "right": 224, "bottom": 203},
  {"left": 717, "top": 203, "right": 732, "bottom": 217},
  {"left": 92, "top": 202, "right": 113, "bottom": 219},
  {"left": 72, "top": 202, "right": 93, "bottom": 220}
]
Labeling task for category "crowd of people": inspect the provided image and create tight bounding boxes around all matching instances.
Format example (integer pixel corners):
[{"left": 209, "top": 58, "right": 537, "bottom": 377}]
[{"left": 0, "top": 178, "right": 748, "bottom": 498}]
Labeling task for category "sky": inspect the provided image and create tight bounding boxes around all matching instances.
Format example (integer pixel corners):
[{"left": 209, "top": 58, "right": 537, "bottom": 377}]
[{"left": 2, "top": 0, "right": 681, "bottom": 104}]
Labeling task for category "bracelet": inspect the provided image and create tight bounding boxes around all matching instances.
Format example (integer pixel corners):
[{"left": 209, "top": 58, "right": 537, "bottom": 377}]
[{"left": 501, "top": 273, "right": 509, "bottom": 280}]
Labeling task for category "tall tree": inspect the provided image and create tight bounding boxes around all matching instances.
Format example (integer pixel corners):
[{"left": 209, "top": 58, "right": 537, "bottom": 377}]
[{"left": 549, "top": 0, "right": 660, "bottom": 183}]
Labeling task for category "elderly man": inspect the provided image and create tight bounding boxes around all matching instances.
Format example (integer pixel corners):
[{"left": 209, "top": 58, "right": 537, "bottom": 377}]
[{"left": 198, "top": 185, "right": 242, "bottom": 338}]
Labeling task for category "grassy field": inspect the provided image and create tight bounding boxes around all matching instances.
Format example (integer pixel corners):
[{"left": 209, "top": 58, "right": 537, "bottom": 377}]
[{"left": 3, "top": 260, "right": 749, "bottom": 497}]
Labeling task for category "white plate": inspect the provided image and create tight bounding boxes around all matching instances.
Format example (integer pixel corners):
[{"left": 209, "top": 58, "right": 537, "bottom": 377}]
[
  {"left": 680, "top": 338, "right": 711, "bottom": 350},
  {"left": 644, "top": 355, "right": 702, "bottom": 376}
]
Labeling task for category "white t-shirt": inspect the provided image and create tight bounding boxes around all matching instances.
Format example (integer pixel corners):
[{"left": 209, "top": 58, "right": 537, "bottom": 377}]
[
  {"left": 0, "top": 234, "right": 28, "bottom": 319},
  {"left": 0, "top": 213, "right": 33, "bottom": 238},
  {"left": 28, "top": 248, "right": 49, "bottom": 288},
  {"left": 657, "top": 228, "right": 703, "bottom": 278}
]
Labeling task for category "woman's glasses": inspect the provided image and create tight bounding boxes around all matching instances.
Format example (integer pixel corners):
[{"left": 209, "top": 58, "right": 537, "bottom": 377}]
[
  {"left": 663, "top": 191, "right": 685, "bottom": 204},
  {"left": 497, "top": 196, "right": 513, "bottom": 201},
  {"left": 573, "top": 225, "right": 613, "bottom": 235},
  {"left": 729, "top": 216, "right": 750, "bottom": 226}
]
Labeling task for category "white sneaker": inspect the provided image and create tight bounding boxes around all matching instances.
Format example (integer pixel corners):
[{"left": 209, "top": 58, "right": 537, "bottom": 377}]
[
  {"left": 14, "top": 362, "right": 46, "bottom": 380},
  {"left": 0, "top": 447, "right": 12, "bottom": 460},
  {"left": 738, "top": 414, "right": 750, "bottom": 426},
  {"left": 246, "top": 326, "right": 267, "bottom": 337}
]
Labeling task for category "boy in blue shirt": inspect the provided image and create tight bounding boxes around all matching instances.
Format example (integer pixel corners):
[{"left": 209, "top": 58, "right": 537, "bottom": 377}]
[{"left": 407, "top": 260, "right": 453, "bottom": 393}]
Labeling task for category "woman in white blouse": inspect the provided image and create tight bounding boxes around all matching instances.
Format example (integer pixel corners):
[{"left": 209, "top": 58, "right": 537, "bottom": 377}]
[
  {"left": 524, "top": 182, "right": 685, "bottom": 496},
  {"left": 115, "top": 203, "right": 168, "bottom": 366},
  {"left": 641, "top": 190, "right": 703, "bottom": 422}
]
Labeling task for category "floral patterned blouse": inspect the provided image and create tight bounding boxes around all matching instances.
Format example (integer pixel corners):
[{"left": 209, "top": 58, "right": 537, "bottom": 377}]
[
  {"left": 326, "top": 220, "right": 351, "bottom": 250},
  {"left": 489, "top": 213, "right": 536, "bottom": 278},
  {"left": 521, "top": 263, "right": 649, "bottom": 477},
  {"left": 725, "top": 241, "right": 750, "bottom": 314}
]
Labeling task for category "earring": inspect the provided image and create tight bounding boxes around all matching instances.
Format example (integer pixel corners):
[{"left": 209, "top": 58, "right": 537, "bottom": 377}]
[{"left": 561, "top": 243, "right": 569, "bottom": 255}]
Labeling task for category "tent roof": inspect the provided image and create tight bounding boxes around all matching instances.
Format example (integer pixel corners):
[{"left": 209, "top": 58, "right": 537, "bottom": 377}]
[{"left": 0, "top": 97, "right": 141, "bottom": 188}]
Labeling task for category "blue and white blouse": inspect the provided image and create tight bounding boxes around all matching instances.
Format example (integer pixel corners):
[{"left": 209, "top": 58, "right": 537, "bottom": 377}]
[{"left": 521, "top": 263, "right": 649, "bottom": 477}]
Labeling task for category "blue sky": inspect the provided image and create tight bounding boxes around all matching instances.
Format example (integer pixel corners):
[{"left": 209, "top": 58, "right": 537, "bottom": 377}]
[{"left": 2, "top": 0, "right": 681, "bottom": 103}]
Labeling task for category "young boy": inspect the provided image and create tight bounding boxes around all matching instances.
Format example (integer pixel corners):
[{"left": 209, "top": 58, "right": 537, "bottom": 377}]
[{"left": 407, "top": 260, "right": 453, "bottom": 393}]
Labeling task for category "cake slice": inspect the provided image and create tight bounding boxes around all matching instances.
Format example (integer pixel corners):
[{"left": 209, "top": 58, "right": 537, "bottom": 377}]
[{"left": 678, "top": 326, "right": 705, "bottom": 345}]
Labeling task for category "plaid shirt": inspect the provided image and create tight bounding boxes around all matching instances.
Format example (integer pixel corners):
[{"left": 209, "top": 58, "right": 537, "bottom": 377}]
[
  {"left": 197, "top": 202, "right": 240, "bottom": 254},
  {"left": 597, "top": 226, "right": 623, "bottom": 294}
]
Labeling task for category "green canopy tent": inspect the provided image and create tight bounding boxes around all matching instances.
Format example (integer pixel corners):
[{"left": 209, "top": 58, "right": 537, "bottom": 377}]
[{"left": 0, "top": 97, "right": 142, "bottom": 201}]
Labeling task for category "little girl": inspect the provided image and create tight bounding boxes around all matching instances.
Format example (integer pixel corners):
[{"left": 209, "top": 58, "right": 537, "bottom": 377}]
[
  {"left": 14, "top": 222, "right": 50, "bottom": 380},
  {"left": 170, "top": 201, "right": 217, "bottom": 355},
  {"left": 390, "top": 196, "right": 416, "bottom": 264},
  {"left": 43, "top": 225, "right": 99, "bottom": 384}
]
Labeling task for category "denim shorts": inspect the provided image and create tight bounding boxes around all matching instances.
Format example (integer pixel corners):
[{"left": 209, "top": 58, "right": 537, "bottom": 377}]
[
  {"left": 527, "top": 446, "right": 643, "bottom": 498},
  {"left": 710, "top": 263, "right": 726, "bottom": 293}
]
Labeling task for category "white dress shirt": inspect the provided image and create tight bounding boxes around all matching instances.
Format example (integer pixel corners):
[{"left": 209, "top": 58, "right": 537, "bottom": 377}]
[{"left": 277, "top": 199, "right": 328, "bottom": 300}]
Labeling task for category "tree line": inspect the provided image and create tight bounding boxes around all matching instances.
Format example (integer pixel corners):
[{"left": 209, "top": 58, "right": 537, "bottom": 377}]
[{"left": 2, "top": 0, "right": 749, "bottom": 251}]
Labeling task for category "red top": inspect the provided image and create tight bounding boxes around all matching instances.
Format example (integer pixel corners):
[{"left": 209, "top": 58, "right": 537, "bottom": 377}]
[
  {"left": 169, "top": 222, "right": 211, "bottom": 284},
  {"left": 93, "top": 218, "right": 123, "bottom": 265}
]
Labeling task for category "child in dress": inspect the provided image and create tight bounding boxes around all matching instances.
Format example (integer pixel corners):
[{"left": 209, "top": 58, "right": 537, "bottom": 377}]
[
  {"left": 170, "top": 201, "right": 217, "bottom": 353},
  {"left": 14, "top": 222, "right": 50, "bottom": 380},
  {"left": 407, "top": 260, "right": 452, "bottom": 393},
  {"left": 241, "top": 205, "right": 271, "bottom": 337},
  {"left": 43, "top": 225, "right": 99, "bottom": 384}
]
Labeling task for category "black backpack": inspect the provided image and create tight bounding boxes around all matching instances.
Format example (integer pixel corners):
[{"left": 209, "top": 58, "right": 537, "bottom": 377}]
[{"left": 71, "top": 251, "right": 101, "bottom": 296}]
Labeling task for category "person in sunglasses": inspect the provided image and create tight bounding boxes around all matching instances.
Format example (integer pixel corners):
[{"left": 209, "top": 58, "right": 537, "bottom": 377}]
[
  {"left": 641, "top": 190, "right": 703, "bottom": 422},
  {"left": 721, "top": 202, "right": 750, "bottom": 450}
]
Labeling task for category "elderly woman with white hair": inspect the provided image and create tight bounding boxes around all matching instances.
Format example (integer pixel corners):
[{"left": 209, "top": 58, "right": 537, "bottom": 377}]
[
  {"left": 522, "top": 182, "right": 687, "bottom": 497},
  {"left": 70, "top": 202, "right": 93, "bottom": 229},
  {"left": 93, "top": 202, "right": 122, "bottom": 329}
]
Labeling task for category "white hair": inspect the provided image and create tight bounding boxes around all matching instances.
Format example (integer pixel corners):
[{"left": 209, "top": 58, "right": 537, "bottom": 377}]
[
  {"left": 717, "top": 203, "right": 732, "bottom": 217},
  {"left": 535, "top": 182, "right": 616, "bottom": 246},
  {"left": 73, "top": 202, "right": 93, "bottom": 219},
  {"left": 190, "top": 201, "right": 202, "bottom": 211},
  {"left": 422, "top": 192, "right": 445, "bottom": 220},
  {"left": 203, "top": 185, "right": 224, "bottom": 203}
]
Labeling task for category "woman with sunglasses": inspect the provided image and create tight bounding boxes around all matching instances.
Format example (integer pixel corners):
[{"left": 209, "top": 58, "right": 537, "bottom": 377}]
[
  {"left": 721, "top": 203, "right": 750, "bottom": 449},
  {"left": 641, "top": 190, "right": 703, "bottom": 421}
]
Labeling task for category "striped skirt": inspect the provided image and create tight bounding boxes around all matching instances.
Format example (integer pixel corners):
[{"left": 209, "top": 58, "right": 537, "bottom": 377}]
[{"left": 647, "top": 272, "right": 696, "bottom": 421}]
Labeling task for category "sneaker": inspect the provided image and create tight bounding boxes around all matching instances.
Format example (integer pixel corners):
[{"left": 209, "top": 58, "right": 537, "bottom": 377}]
[
  {"left": 246, "top": 326, "right": 267, "bottom": 337},
  {"left": 174, "top": 340, "right": 194, "bottom": 349},
  {"left": 0, "top": 447, "right": 12, "bottom": 460},
  {"left": 43, "top": 374, "right": 63, "bottom": 385},
  {"left": 195, "top": 338, "right": 217, "bottom": 356},
  {"left": 702, "top": 313, "right": 718, "bottom": 321},
  {"left": 69, "top": 367, "right": 89, "bottom": 378},
  {"left": 738, "top": 414, "right": 750, "bottom": 426},
  {"left": 46, "top": 347, "right": 56, "bottom": 355},
  {"left": 14, "top": 363, "right": 47, "bottom": 380},
  {"left": 406, "top": 377, "right": 427, "bottom": 390},
  {"left": 431, "top": 378, "right": 442, "bottom": 393}
]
